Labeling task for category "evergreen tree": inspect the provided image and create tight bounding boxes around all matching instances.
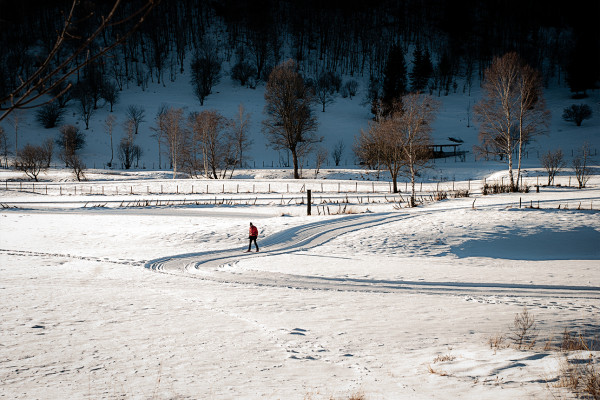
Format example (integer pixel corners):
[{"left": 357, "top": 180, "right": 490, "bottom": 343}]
[
  {"left": 410, "top": 46, "right": 433, "bottom": 92},
  {"left": 382, "top": 45, "right": 407, "bottom": 115},
  {"left": 565, "top": 35, "right": 600, "bottom": 96},
  {"left": 436, "top": 52, "right": 453, "bottom": 96}
]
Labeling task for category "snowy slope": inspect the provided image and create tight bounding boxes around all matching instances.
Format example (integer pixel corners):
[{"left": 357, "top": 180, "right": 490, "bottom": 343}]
[
  {"left": 3, "top": 64, "right": 599, "bottom": 180},
  {"left": 1, "top": 58, "right": 600, "bottom": 400}
]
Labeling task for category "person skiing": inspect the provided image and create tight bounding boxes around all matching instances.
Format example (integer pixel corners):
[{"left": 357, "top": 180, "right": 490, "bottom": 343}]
[{"left": 247, "top": 222, "right": 259, "bottom": 252}]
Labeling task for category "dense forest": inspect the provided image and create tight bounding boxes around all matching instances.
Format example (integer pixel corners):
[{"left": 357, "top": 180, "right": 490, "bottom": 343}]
[{"left": 0, "top": 0, "right": 599, "bottom": 105}]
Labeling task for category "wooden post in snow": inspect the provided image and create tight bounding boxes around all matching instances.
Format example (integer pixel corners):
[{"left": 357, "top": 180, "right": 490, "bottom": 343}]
[{"left": 307, "top": 189, "right": 312, "bottom": 216}]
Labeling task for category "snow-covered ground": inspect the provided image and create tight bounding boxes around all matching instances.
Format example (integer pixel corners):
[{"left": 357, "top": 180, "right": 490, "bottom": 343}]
[
  {"left": 1, "top": 66, "right": 600, "bottom": 398},
  {"left": 1, "top": 168, "right": 599, "bottom": 399}
]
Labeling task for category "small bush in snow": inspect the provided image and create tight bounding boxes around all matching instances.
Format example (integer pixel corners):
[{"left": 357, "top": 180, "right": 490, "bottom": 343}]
[
  {"left": 482, "top": 182, "right": 529, "bottom": 195},
  {"left": 451, "top": 189, "right": 470, "bottom": 198},
  {"left": 510, "top": 307, "right": 537, "bottom": 350},
  {"left": 36, "top": 102, "right": 65, "bottom": 129},
  {"left": 434, "top": 190, "right": 448, "bottom": 201},
  {"left": 15, "top": 143, "right": 51, "bottom": 181},
  {"left": 341, "top": 79, "right": 359, "bottom": 99},
  {"left": 562, "top": 104, "right": 592, "bottom": 126}
]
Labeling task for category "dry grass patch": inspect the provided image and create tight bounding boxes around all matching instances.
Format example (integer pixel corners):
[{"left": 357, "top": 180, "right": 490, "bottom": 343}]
[{"left": 433, "top": 354, "right": 456, "bottom": 363}]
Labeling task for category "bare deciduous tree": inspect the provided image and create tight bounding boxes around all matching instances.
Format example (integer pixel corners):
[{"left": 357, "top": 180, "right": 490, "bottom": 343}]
[
  {"left": 119, "top": 137, "right": 137, "bottom": 170},
  {"left": 474, "top": 53, "right": 550, "bottom": 191},
  {"left": 332, "top": 139, "right": 345, "bottom": 166},
  {"left": 150, "top": 104, "right": 168, "bottom": 169},
  {"left": 42, "top": 138, "right": 54, "bottom": 168},
  {"left": 0, "top": 0, "right": 159, "bottom": 122},
  {"left": 8, "top": 110, "right": 24, "bottom": 160},
  {"left": 313, "top": 71, "right": 337, "bottom": 112},
  {"left": 15, "top": 143, "right": 52, "bottom": 181},
  {"left": 187, "top": 110, "right": 234, "bottom": 179},
  {"left": 0, "top": 125, "right": 10, "bottom": 167},
  {"left": 190, "top": 40, "right": 222, "bottom": 106},
  {"left": 35, "top": 102, "right": 65, "bottom": 129},
  {"left": 230, "top": 104, "right": 252, "bottom": 168},
  {"left": 540, "top": 149, "right": 565, "bottom": 185},
  {"left": 573, "top": 142, "right": 593, "bottom": 189},
  {"left": 104, "top": 115, "right": 117, "bottom": 168},
  {"left": 263, "top": 59, "right": 320, "bottom": 179},
  {"left": 75, "top": 89, "right": 95, "bottom": 130},
  {"left": 515, "top": 62, "right": 550, "bottom": 189},
  {"left": 56, "top": 124, "right": 85, "bottom": 167},
  {"left": 66, "top": 153, "right": 86, "bottom": 181},
  {"left": 397, "top": 94, "right": 438, "bottom": 206},
  {"left": 355, "top": 94, "right": 438, "bottom": 205},
  {"left": 101, "top": 81, "right": 120, "bottom": 112},
  {"left": 126, "top": 105, "right": 146, "bottom": 135},
  {"left": 562, "top": 104, "right": 593, "bottom": 126},
  {"left": 314, "top": 146, "right": 328, "bottom": 177},
  {"left": 354, "top": 123, "right": 381, "bottom": 171},
  {"left": 160, "top": 107, "right": 185, "bottom": 178}
]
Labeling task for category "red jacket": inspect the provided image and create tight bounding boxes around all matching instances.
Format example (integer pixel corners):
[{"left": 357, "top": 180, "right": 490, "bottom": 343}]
[{"left": 249, "top": 225, "right": 258, "bottom": 237}]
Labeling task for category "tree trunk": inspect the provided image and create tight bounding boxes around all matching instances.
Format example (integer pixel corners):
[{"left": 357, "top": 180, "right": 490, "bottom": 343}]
[
  {"left": 410, "top": 164, "right": 416, "bottom": 207},
  {"left": 292, "top": 149, "right": 300, "bottom": 179},
  {"left": 109, "top": 132, "right": 114, "bottom": 167},
  {"left": 516, "top": 142, "right": 523, "bottom": 191},
  {"left": 507, "top": 148, "right": 515, "bottom": 190}
]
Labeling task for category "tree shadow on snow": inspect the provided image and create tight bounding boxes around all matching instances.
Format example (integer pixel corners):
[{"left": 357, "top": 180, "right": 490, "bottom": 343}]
[{"left": 450, "top": 226, "right": 600, "bottom": 260}]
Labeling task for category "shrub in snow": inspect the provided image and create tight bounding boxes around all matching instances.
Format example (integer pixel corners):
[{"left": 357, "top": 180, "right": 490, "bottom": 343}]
[
  {"left": 562, "top": 104, "right": 593, "bottom": 126},
  {"left": 15, "top": 143, "right": 51, "bottom": 181},
  {"left": 35, "top": 102, "right": 65, "bottom": 129}
]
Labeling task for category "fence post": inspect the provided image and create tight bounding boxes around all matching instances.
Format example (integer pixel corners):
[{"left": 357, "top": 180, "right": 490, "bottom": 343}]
[{"left": 307, "top": 189, "right": 312, "bottom": 216}]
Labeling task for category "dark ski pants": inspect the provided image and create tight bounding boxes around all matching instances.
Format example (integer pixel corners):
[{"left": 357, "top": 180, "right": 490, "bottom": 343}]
[{"left": 248, "top": 236, "right": 259, "bottom": 251}]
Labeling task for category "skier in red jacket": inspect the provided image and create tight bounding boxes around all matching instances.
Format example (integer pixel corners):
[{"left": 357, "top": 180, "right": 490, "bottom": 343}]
[{"left": 247, "top": 222, "right": 259, "bottom": 252}]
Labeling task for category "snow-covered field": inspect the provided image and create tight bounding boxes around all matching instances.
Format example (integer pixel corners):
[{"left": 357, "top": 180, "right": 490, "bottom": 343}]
[
  {"left": 1, "top": 168, "right": 599, "bottom": 399},
  {"left": 1, "top": 64, "right": 600, "bottom": 398}
]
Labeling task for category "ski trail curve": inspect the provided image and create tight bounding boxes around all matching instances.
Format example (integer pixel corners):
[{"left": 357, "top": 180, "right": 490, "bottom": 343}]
[
  {"left": 145, "top": 212, "right": 410, "bottom": 273},
  {"left": 144, "top": 211, "right": 600, "bottom": 302}
]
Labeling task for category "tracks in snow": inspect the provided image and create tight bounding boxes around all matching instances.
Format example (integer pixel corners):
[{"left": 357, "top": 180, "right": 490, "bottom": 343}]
[{"left": 144, "top": 212, "right": 600, "bottom": 302}]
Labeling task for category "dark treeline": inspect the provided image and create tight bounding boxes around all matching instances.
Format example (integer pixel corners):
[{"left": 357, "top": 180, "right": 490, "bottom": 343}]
[{"left": 1, "top": 0, "right": 598, "bottom": 101}]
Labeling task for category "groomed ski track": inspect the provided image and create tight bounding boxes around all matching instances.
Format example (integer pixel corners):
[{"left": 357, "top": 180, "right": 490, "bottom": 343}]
[{"left": 145, "top": 212, "right": 600, "bottom": 302}]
